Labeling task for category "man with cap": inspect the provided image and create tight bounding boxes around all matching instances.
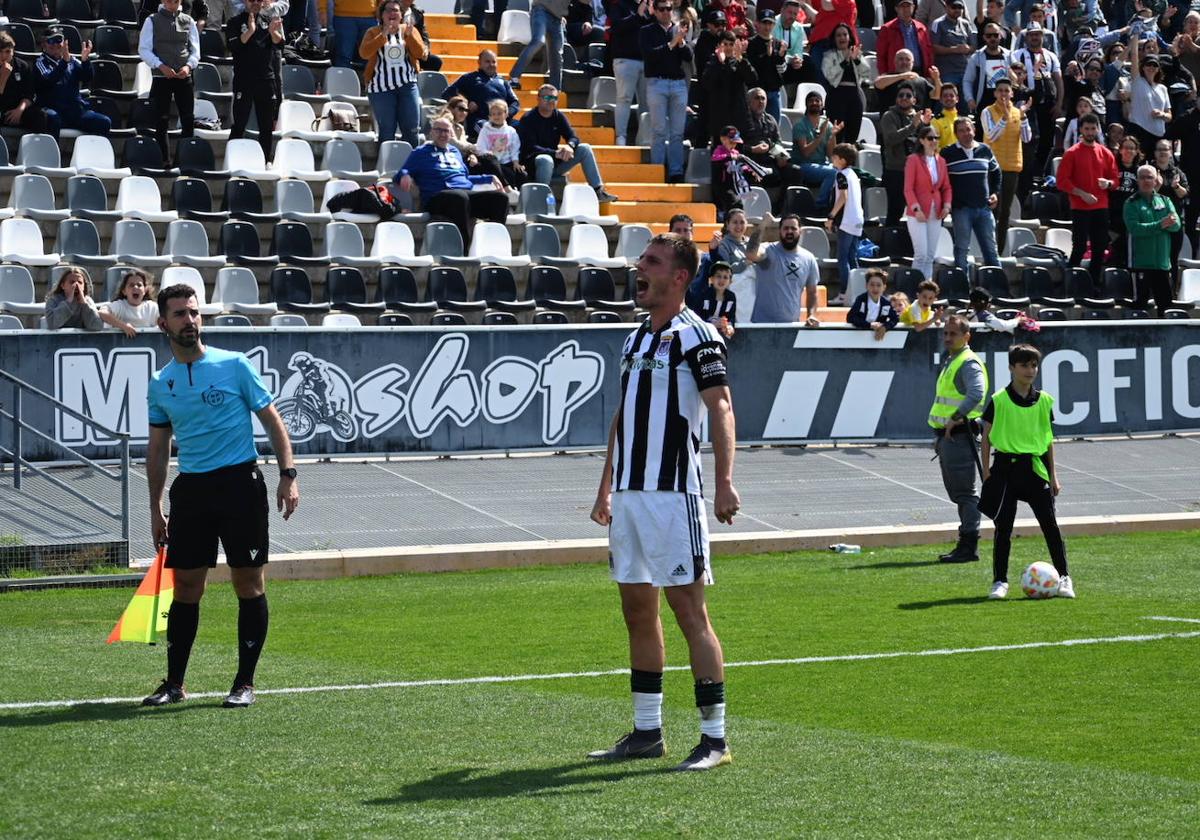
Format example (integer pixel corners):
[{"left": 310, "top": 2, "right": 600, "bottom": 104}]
[
  {"left": 878, "top": 0, "right": 934, "bottom": 78},
  {"left": 930, "top": 0, "right": 975, "bottom": 87},
  {"left": 1012, "top": 22, "right": 1063, "bottom": 181},
  {"left": 33, "top": 27, "right": 110, "bottom": 138},
  {"left": 747, "top": 8, "right": 801, "bottom": 121},
  {"left": 790, "top": 88, "right": 841, "bottom": 211},
  {"left": 695, "top": 8, "right": 728, "bottom": 74}
]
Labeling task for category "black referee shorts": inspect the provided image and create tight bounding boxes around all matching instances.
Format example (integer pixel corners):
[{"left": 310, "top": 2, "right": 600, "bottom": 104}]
[{"left": 166, "top": 460, "right": 269, "bottom": 570}]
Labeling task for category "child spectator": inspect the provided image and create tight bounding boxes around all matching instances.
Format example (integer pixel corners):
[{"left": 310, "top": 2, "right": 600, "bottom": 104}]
[
  {"left": 846, "top": 267, "right": 899, "bottom": 340},
  {"left": 980, "top": 343, "right": 1074, "bottom": 600},
  {"left": 100, "top": 268, "right": 159, "bottom": 337},
  {"left": 45, "top": 266, "right": 103, "bottom": 331},
  {"left": 824, "top": 142, "right": 864, "bottom": 305},
  {"left": 474, "top": 98, "right": 526, "bottom": 188},
  {"left": 890, "top": 290, "right": 911, "bottom": 316},
  {"left": 900, "top": 279, "right": 943, "bottom": 331},
  {"left": 967, "top": 287, "right": 1019, "bottom": 332},
  {"left": 1062, "top": 95, "right": 1103, "bottom": 150},
  {"left": 690, "top": 259, "right": 737, "bottom": 339},
  {"left": 711, "top": 126, "right": 760, "bottom": 222}
]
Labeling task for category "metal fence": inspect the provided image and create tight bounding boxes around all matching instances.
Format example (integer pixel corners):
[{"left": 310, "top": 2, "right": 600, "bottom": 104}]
[{"left": 0, "top": 368, "right": 131, "bottom": 578}]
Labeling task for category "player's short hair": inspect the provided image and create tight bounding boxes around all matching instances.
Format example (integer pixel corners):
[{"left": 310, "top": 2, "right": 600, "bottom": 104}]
[
  {"left": 865, "top": 267, "right": 887, "bottom": 285},
  {"left": 831, "top": 143, "right": 858, "bottom": 165},
  {"left": 1009, "top": 343, "right": 1042, "bottom": 366},
  {"left": 158, "top": 283, "right": 198, "bottom": 313},
  {"left": 649, "top": 233, "right": 700, "bottom": 278},
  {"left": 917, "top": 279, "right": 940, "bottom": 296},
  {"left": 669, "top": 212, "right": 694, "bottom": 229},
  {"left": 944, "top": 313, "right": 971, "bottom": 333}
]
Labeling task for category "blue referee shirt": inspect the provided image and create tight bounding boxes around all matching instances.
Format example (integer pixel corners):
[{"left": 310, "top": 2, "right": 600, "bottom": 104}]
[{"left": 147, "top": 347, "right": 273, "bottom": 474}]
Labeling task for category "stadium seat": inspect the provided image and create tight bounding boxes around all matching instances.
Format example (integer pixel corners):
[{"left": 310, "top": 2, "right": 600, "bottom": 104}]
[
  {"left": 199, "top": 27, "right": 232, "bottom": 64},
  {"left": 223, "top": 178, "right": 280, "bottom": 222},
  {"left": 862, "top": 186, "right": 888, "bottom": 226},
  {"left": 544, "top": 184, "right": 619, "bottom": 226},
  {"left": 115, "top": 176, "right": 178, "bottom": 222},
  {"left": 191, "top": 99, "right": 229, "bottom": 140},
  {"left": 212, "top": 267, "right": 276, "bottom": 316},
  {"left": 1178, "top": 269, "right": 1200, "bottom": 304},
  {"left": 378, "top": 140, "right": 414, "bottom": 177},
  {"left": 521, "top": 223, "right": 562, "bottom": 265},
  {"left": 194, "top": 62, "right": 231, "bottom": 104},
  {"left": 376, "top": 266, "right": 437, "bottom": 313},
  {"left": 325, "top": 66, "right": 369, "bottom": 107},
  {"left": 109, "top": 219, "right": 170, "bottom": 267},
  {"left": 743, "top": 187, "right": 775, "bottom": 224},
  {"left": 58, "top": 0, "right": 104, "bottom": 26},
  {"left": 225, "top": 139, "right": 279, "bottom": 181},
  {"left": 101, "top": 0, "right": 139, "bottom": 27},
  {"left": 533, "top": 310, "right": 569, "bottom": 324},
  {"left": 684, "top": 147, "right": 711, "bottom": 185},
  {"left": 1103, "top": 267, "right": 1135, "bottom": 306},
  {"left": 452, "top": 222, "right": 529, "bottom": 268},
  {"left": 9, "top": 174, "right": 69, "bottom": 222},
  {"left": 421, "top": 222, "right": 465, "bottom": 261},
  {"left": 325, "top": 222, "right": 380, "bottom": 268},
  {"left": 0, "top": 136, "right": 21, "bottom": 177},
  {"left": 1022, "top": 266, "right": 1073, "bottom": 307},
  {"left": 563, "top": 223, "right": 625, "bottom": 269},
  {"left": 221, "top": 221, "right": 279, "bottom": 267},
  {"left": 0, "top": 314, "right": 24, "bottom": 330},
  {"left": 0, "top": 218, "right": 60, "bottom": 266},
  {"left": 164, "top": 220, "right": 225, "bottom": 268},
  {"left": 1001, "top": 225, "right": 1036, "bottom": 258},
  {"left": 271, "top": 221, "right": 329, "bottom": 266},
  {"left": 615, "top": 224, "right": 653, "bottom": 265},
  {"left": 858, "top": 149, "right": 883, "bottom": 179},
  {"left": 19, "top": 134, "right": 76, "bottom": 179},
  {"left": 322, "top": 138, "right": 379, "bottom": 183},
  {"left": 578, "top": 267, "right": 634, "bottom": 311},
  {"left": 586, "top": 310, "right": 622, "bottom": 323},
  {"left": 281, "top": 64, "right": 324, "bottom": 104},
  {"left": 1036, "top": 307, "right": 1067, "bottom": 321},
  {"left": 270, "top": 313, "right": 309, "bottom": 327},
  {"left": 937, "top": 267, "right": 972, "bottom": 306},
  {"left": 273, "top": 139, "right": 332, "bottom": 181},
  {"left": 431, "top": 311, "right": 468, "bottom": 326},
  {"left": 315, "top": 101, "right": 374, "bottom": 142},
  {"left": 975, "top": 265, "right": 1009, "bottom": 297},
  {"left": 791, "top": 82, "right": 826, "bottom": 110},
  {"left": 321, "top": 179, "right": 378, "bottom": 223},
  {"left": 89, "top": 58, "right": 135, "bottom": 101},
  {"left": 476, "top": 266, "right": 535, "bottom": 311},
  {"left": 132, "top": 60, "right": 154, "bottom": 99},
  {"left": 416, "top": 70, "right": 448, "bottom": 105},
  {"left": 378, "top": 313, "right": 414, "bottom": 326},
  {"left": 177, "top": 137, "right": 231, "bottom": 179},
  {"left": 276, "top": 179, "right": 331, "bottom": 223},
  {"left": 1163, "top": 308, "right": 1191, "bottom": 319},
  {"left": 270, "top": 266, "right": 331, "bottom": 313},
  {"left": 497, "top": 10, "right": 532, "bottom": 44},
  {"left": 94, "top": 24, "right": 138, "bottom": 62},
  {"left": 858, "top": 118, "right": 878, "bottom": 146},
  {"left": 275, "top": 100, "right": 328, "bottom": 143},
  {"left": 529, "top": 265, "right": 584, "bottom": 311},
  {"left": 0, "top": 265, "right": 45, "bottom": 315},
  {"left": 427, "top": 266, "right": 486, "bottom": 312},
  {"left": 326, "top": 266, "right": 384, "bottom": 313},
  {"left": 889, "top": 266, "right": 925, "bottom": 299},
  {"left": 322, "top": 312, "right": 362, "bottom": 327},
  {"left": 370, "top": 222, "right": 434, "bottom": 267},
  {"left": 586, "top": 75, "right": 616, "bottom": 110},
  {"left": 506, "top": 182, "right": 549, "bottom": 225},
  {"left": 161, "top": 266, "right": 221, "bottom": 315},
  {"left": 172, "top": 178, "right": 228, "bottom": 222},
  {"left": 122, "top": 135, "right": 177, "bottom": 177},
  {"left": 212, "top": 314, "right": 252, "bottom": 327},
  {"left": 57, "top": 218, "right": 117, "bottom": 267},
  {"left": 782, "top": 185, "right": 819, "bottom": 221},
  {"left": 483, "top": 310, "right": 519, "bottom": 325}
]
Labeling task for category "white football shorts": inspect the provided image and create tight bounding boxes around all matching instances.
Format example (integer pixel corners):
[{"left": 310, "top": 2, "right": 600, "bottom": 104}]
[{"left": 609, "top": 490, "right": 713, "bottom": 587}]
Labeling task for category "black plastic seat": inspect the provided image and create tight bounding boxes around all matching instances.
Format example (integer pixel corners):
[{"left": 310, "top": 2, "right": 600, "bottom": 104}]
[
  {"left": 223, "top": 178, "right": 279, "bottom": 222},
  {"left": 889, "top": 266, "right": 924, "bottom": 299},
  {"left": 482, "top": 310, "right": 519, "bottom": 325},
  {"left": 431, "top": 311, "right": 469, "bottom": 326},
  {"left": 66, "top": 174, "right": 120, "bottom": 221},
  {"left": 59, "top": 0, "right": 105, "bottom": 27},
  {"left": 6, "top": 0, "right": 57, "bottom": 26},
  {"left": 476, "top": 266, "right": 535, "bottom": 312},
  {"left": 94, "top": 24, "right": 138, "bottom": 62},
  {"left": 194, "top": 62, "right": 231, "bottom": 103},
  {"left": 325, "top": 267, "right": 384, "bottom": 312},
  {"left": 587, "top": 310, "right": 623, "bottom": 323},
  {"left": 1022, "top": 266, "right": 1074, "bottom": 307},
  {"left": 269, "top": 267, "right": 330, "bottom": 313},
  {"left": 427, "top": 266, "right": 486, "bottom": 312},
  {"left": 975, "top": 265, "right": 1009, "bottom": 297},
  {"left": 936, "top": 266, "right": 971, "bottom": 305},
  {"left": 123, "top": 135, "right": 178, "bottom": 177},
  {"left": 89, "top": 59, "right": 135, "bottom": 100},
  {"left": 220, "top": 221, "right": 279, "bottom": 267},
  {"left": 378, "top": 313, "right": 414, "bottom": 326},
  {"left": 529, "top": 265, "right": 585, "bottom": 311},
  {"left": 533, "top": 310, "right": 569, "bottom": 324},
  {"left": 86, "top": 94, "right": 134, "bottom": 138},
  {"left": 102, "top": 0, "right": 139, "bottom": 28},
  {"left": 376, "top": 266, "right": 437, "bottom": 314},
  {"left": 199, "top": 28, "right": 233, "bottom": 65},
  {"left": 176, "top": 137, "right": 231, "bottom": 180},
  {"left": 1103, "top": 267, "right": 1136, "bottom": 306},
  {"left": 1036, "top": 307, "right": 1067, "bottom": 321},
  {"left": 272, "top": 221, "right": 328, "bottom": 266},
  {"left": 1024, "top": 190, "right": 1068, "bottom": 225},
  {"left": 881, "top": 226, "right": 914, "bottom": 264},
  {"left": 172, "top": 177, "right": 229, "bottom": 222},
  {"left": 578, "top": 266, "right": 635, "bottom": 311}
]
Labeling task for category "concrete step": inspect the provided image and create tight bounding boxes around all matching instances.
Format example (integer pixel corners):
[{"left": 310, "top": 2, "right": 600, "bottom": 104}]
[
  {"left": 566, "top": 167, "right": 686, "bottom": 191},
  {"left": 590, "top": 145, "right": 650, "bottom": 164},
  {"left": 614, "top": 201, "right": 717, "bottom": 224},
  {"left": 573, "top": 125, "right": 615, "bottom": 144},
  {"left": 425, "top": 14, "right": 476, "bottom": 40}
]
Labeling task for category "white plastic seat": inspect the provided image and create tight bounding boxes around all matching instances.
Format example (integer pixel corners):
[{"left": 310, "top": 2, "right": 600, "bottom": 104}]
[
  {"left": 0, "top": 218, "right": 61, "bottom": 266},
  {"left": 276, "top": 100, "right": 329, "bottom": 142},
  {"left": 273, "top": 138, "right": 331, "bottom": 181},
  {"left": 192, "top": 98, "right": 229, "bottom": 140},
  {"left": 321, "top": 179, "right": 377, "bottom": 223},
  {"left": 858, "top": 118, "right": 878, "bottom": 146},
  {"left": 0, "top": 265, "right": 46, "bottom": 315},
  {"left": 164, "top": 219, "right": 225, "bottom": 267},
  {"left": 0, "top": 314, "right": 23, "bottom": 329},
  {"left": 161, "top": 266, "right": 221, "bottom": 315},
  {"left": 462, "top": 222, "right": 530, "bottom": 268},
  {"left": 70, "top": 135, "right": 131, "bottom": 180},
  {"left": 497, "top": 10, "right": 532, "bottom": 44},
  {"left": 213, "top": 266, "right": 278, "bottom": 315},
  {"left": 615, "top": 224, "right": 653, "bottom": 263},
  {"left": 134, "top": 61, "right": 153, "bottom": 98},
  {"left": 548, "top": 184, "right": 619, "bottom": 226},
  {"left": 799, "top": 226, "right": 836, "bottom": 268},
  {"left": 586, "top": 75, "right": 616, "bottom": 110},
  {"left": 932, "top": 225, "right": 959, "bottom": 266},
  {"left": 324, "top": 66, "right": 368, "bottom": 107},
  {"left": 317, "top": 101, "right": 375, "bottom": 143},
  {"left": 1179, "top": 268, "right": 1200, "bottom": 303},
  {"left": 743, "top": 186, "right": 775, "bottom": 223},
  {"left": 111, "top": 219, "right": 172, "bottom": 267},
  {"left": 564, "top": 224, "right": 626, "bottom": 269},
  {"left": 115, "top": 176, "right": 178, "bottom": 222},
  {"left": 369, "top": 221, "right": 434, "bottom": 267},
  {"left": 276, "top": 178, "right": 331, "bottom": 223},
  {"left": 1044, "top": 227, "right": 1074, "bottom": 256},
  {"left": 325, "top": 221, "right": 381, "bottom": 268},
  {"left": 322, "top": 312, "right": 361, "bottom": 327},
  {"left": 224, "top": 139, "right": 280, "bottom": 181}
]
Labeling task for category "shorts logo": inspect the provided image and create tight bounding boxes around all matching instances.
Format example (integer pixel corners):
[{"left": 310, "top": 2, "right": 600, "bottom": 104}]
[
  {"left": 201, "top": 385, "right": 224, "bottom": 406},
  {"left": 671, "top": 563, "right": 687, "bottom": 577},
  {"left": 656, "top": 335, "right": 674, "bottom": 357}
]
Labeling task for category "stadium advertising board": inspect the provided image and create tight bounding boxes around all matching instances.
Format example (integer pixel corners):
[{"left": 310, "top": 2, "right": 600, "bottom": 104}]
[{"left": 1, "top": 323, "right": 1197, "bottom": 461}]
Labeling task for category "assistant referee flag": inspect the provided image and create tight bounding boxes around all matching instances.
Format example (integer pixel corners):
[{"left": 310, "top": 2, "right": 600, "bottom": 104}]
[{"left": 107, "top": 547, "right": 174, "bottom": 644}]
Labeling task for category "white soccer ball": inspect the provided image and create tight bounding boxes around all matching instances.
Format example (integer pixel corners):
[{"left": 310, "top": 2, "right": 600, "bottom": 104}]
[{"left": 1021, "top": 561, "right": 1061, "bottom": 599}]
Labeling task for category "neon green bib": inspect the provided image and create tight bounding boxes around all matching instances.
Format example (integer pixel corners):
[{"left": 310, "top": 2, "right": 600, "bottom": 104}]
[
  {"left": 988, "top": 388, "right": 1054, "bottom": 482},
  {"left": 928, "top": 347, "right": 987, "bottom": 428}
]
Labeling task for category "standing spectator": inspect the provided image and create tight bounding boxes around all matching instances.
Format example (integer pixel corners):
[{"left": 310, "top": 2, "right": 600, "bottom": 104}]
[
  {"left": 140, "top": 0, "right": 200, "bottom": 165},
  {"left": 942, "top": 116, "right": 1002, "bottom": 270},
  {"left": 881, "top": 82, "right": 933, "bottom": 225},
  {"left": 963, "top": 20, "right": 1011, "bottom": 115},
  {"left": 1057, "top": 112, "right": 1117, "bottom": 287},
  {"left": 1012, "top": 23, "right": 1062, "bottom": 175},
  {"left": 358, "top": 0, "right": 423, "bottom": 147},
  {"left": 975, "top": 0, "right": 1012, "bottom": 48},
  {"left": 905, "top": 124, "right": 953, "bottom": 280},
  {"left": 34, "top": 28, "right": 111, "bottom": 138},
  {"left": 824, "top": 142, "right": 864, "bottom": 301},
  {"left": 819, "top": 23, "right": 868, "bottom": 148},
  {"left": 981, "top": 76, "right": 1029, "bottom": 252},
  {"left": 878, "top": 0, "right": 935, "bottom": 77},
  {"left": 45, "top": 267, "right": 104, "bottom": 331},
  {"left": 1109, "top": 135, "right": 1144, "bottom": 268},
  {"left": 398, "top": 0, "right": 442, "bottom": 71},
  {"left": 931, "top": 0, "right": 976, "bottom": 87},
  {"left": 694, "top": 9, "right": 726, "bottom": 74},
  {"left": 700, "top": 30, "right": 758, "bottom": 146},
  {"left": 876, "top": 48, "right": 939, "bottom": 113},
  {"left": 917, "top": 0, "right": 948, "bottom": 26},
  {"left": 790, "top": 89, "right": 842, "bottom": 211},
  {"left": 1063, "top": 57, "right": 1109, "bottom": 124},
  {"left": 1128, "top": 35, "right": 1171, "bottom": 158},
  {"left": 0, "top": 32, "right": 47, "bottom": 133},
  {"left": 227, "top": 0, "right": 284, "bottom": 163},
  {"left": 330, "top": 0, "right": 378, "bottom": 68},
  {"left": 846, "top": 267, "right": 900, "bottom": 339},
  {"left": 517, "top": 84, "right": 620, "bottom": 201},
  {"left": 1125, "top": 163, "right": 1181, "bottom": 315},
  {"left": 704, "top": 0, "right": 747, "bottom": 34},
  {"left": 804, "top": 0, "right": 856, "bottom": 76},
  {"left": 1150, "top": 138, "right": 1189, "bottom": 279},
  {"left": 610, "top": 0, "right": 653, "bottom": 146},
  {"left": 1012, "top": 4, "right": 1059, "bottom": 52},
  {"left": 567, "top": 0, "right": 608, "bottom": 52},
  {"left": 747, "top": 10, "right": 791, "bottom": 122},
  {"left": 1174, "top": 11, "right": 1200, "bottom": 82},
  {"left": 509, "top": 0, "right": 569, "bottom": 91},
  {"left": 930, "top": 82, "right": 961, "bottom": 150},
  {"left": 442, "top": 50, "right": 519, "bottom": 140},
  {"left": 395, "top": 116, "right": 510, "bottom": 246},
  {"left": 137, "top": 0, "right": 207, "bottom": 24},
  {"left": 745, "top": 214, "right": 822, "bottom": 324},
  {"left": 641, "top": 1, "right": 692, "bottom": 182},
  {"left": 773, "top": 0, "right": 809, "bottom": 86},
  {"left": 1062, "top": 96, "right": 1103, "bottom": 149}
]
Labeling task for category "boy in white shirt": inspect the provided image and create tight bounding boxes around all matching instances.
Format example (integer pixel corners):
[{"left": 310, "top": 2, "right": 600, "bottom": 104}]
[{"left": 824, "top": 143, "right": 864, "bottom": 305}]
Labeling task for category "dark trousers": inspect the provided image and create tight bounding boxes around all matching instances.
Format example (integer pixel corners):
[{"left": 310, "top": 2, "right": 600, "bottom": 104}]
[
  {"left": 1069, "top": 207, "right": 1110, "bottom": 286},
  {"left": 825, "top": 84, "right": 864, "bottom": 153},
  {"left": 994, "top": 170, "right": 1018, "bottom": 255},
  {"left": 425, "top": 188, "right": 509, "bottom": 246},
  {"left": 1132, "top": 268, "right": 1174, "bottom": 317},
  {"left": 230, "top": 85, "right": 280, "bottom": 162},
  {"left": 991, "top": 457, "right": 1068, "bottom": 584},
  {"left": 150, "top": 75, "right": 194, "bottom": 162},
  {"left": 883, "top": 167, "right": 906, "bottom": 226}
]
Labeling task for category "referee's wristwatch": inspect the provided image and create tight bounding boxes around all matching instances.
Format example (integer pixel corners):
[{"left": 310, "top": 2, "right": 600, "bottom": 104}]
[{"left": 279, "top": 467, "right": 298, "bottom": 479}]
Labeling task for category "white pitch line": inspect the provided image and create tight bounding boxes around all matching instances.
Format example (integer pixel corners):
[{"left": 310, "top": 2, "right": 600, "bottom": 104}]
[
  {"left": 1144, "top": 616, "right": 1200, "bottom": 624},
  {"left": 2, "top": 630, "right": 1198, "bottom": 712}
]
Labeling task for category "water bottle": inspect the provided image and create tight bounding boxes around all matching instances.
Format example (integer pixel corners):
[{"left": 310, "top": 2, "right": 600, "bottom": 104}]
[
  {"left": 829, "top": 543, "right": 861, "bottom": 554},
  {"left": 546, "top": 192, "right": 557, "bottom": 216}
]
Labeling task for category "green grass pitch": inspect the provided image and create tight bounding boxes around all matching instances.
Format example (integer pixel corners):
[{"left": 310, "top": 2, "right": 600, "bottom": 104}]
[{"left": 1, "top": 530, "right": 1197, "bottom": 838}]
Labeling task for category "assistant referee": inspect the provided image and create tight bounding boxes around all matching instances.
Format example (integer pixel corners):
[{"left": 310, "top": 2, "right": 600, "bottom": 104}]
[{"left": 142, "top": 284, "right": 299, "bottom": 709}]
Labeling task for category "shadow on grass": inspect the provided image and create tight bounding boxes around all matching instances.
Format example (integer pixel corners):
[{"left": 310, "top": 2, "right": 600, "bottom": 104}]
[
  {"left": 0, "top": 701, "right": 215, "bottom": 728},
  {"left": 897, "top": 596, "right": 994, "bottom": 610},
  {"left": 845, "top": 559, "right": 946, "bottom": 570},
  {"left": 366, "top": 762, "right": 669, "bottom": 803}
]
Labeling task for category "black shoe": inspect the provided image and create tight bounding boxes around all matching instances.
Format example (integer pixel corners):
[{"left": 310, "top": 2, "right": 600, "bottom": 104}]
[
  {"left": 223, "top": 683, "right": 256, "bottom": 708},
  {"left": 587, "top": 728, "right": 665, "bottom": 760},
  {"left": 142, "top": 680, "right": 186, "bottom": 707},
  {"left": 673, "top": 734, "right": 732, "bottom": 771},
  {"left": 939, "top": 532, "right": 980, "bottom": 563},
  {"left": 510, "top": 78, "right": 522, "bottom": 90},
  {"left": 666, "top": 173, "right": 684, "bottom": 184}
]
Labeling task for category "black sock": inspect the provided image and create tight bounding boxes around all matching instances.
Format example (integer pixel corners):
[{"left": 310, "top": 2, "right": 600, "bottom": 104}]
[
  {"left": 166, "top": 600, "right": 200, "bottom": 686},
  {"left": 234, "top": 594, "right": 269, "bottom": 687}
]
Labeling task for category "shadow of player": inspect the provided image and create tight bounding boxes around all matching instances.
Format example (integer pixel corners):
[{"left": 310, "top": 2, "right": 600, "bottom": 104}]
[{"left": 365, "top": 761, "right": 670, "bottom": 804}]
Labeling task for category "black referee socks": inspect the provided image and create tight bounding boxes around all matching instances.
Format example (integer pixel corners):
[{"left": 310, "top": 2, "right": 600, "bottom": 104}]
[
  {"left": 234, "top": 594, "right": 269, "bottom": 688},
  {"left": 166, "top": 600, "right": 200, "bottom": 686}
]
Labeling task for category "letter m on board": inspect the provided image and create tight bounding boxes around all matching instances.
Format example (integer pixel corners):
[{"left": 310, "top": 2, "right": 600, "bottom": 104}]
[{"left": 55, "top": 348, "right": 155, "bottom": 446}]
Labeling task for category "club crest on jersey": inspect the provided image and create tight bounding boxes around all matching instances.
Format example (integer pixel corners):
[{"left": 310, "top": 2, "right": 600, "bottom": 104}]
[
  {"left": 656, "top": 334, "right": 674, "bottom": 356},
  {"left": 202, "top": 385, "right": 225, "bottom": 406}
]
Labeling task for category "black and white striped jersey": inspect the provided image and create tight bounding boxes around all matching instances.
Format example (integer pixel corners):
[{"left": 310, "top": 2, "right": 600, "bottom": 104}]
[
  {"left": 612, "top": 308, "right": 729, "bottom": 495},
  {"left": 366, "top": 32, "right": 418, "bottom": 93}
]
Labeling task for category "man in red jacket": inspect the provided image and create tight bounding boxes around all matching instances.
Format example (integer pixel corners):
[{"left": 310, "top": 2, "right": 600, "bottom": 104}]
[
  {"left": 877, "top": 0, "right": 934, "bottom": 77},
  {"left": 1056, "top": 112, "right": 1117, "bottom": 288}
]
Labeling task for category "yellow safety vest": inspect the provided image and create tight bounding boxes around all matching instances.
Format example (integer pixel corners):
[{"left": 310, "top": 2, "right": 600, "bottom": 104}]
[
  {"left": 928, "top": 346, "right": 987, "bottom": 429},
  {"left": 987, "top": 389, "right": 1054, "bottom": 481}
]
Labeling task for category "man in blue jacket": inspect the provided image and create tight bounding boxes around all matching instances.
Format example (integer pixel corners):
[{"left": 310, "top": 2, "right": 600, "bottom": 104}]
[
  {"left": 34, "top": 27, "right": 111, "bottom": 138},
  {"left": 442, "top": 49, "right": 520, "bottom": 139}
]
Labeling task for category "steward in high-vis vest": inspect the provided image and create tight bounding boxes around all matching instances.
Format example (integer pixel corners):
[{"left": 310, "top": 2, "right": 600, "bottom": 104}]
[
  {"left": 979, "top": 343, "right": 1074, "bottom": 600},
  {"left": 930, "top": 314, "right": 988, "bottom": 564}
]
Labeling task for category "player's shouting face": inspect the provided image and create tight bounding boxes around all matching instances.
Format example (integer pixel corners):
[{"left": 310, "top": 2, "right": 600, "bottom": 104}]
[{"left": 634, "top": 242, "right": 689, "bottom": 308}]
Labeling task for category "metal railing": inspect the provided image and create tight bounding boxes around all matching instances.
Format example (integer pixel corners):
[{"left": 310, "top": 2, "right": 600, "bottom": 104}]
[{"left": 0, "top": 367, "right": 131, "bottom": 546}]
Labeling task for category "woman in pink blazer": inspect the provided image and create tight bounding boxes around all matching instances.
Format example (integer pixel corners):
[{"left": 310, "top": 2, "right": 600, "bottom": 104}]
[{"left": 904, "top": 124, "right": 953, "bottom": 281}]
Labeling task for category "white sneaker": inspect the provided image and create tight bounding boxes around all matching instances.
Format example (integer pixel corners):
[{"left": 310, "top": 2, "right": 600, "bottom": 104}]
[
  {"left": 1057, "top": 575, "right": 1076, "bottom": 599},
  {"left": 988, "top": 581, "right": 1008, "bottom": 600},
  {"left": 615, "top": 136, "right": 627, "bottom": 146},
  {"left": 830, "top": 294, "right": 847, "bottom": 306}
]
